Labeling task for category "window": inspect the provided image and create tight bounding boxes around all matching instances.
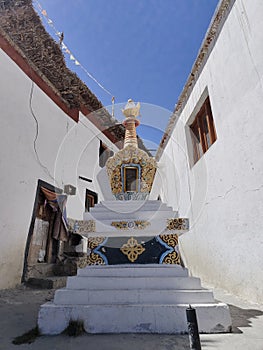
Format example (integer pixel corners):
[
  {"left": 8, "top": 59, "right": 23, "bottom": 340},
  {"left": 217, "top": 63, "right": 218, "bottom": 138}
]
[
  {"left": 124, "top": 166, "right": 139, "bottom": 192},
  {"left": 99, "top": 141, "right": 114, "bottom": 168},
  {"left": 85, "top": 189, "right": 98, "bottom": 212},
  {"left": 189, "top": 97, "right": 217, "bottom": 164}
]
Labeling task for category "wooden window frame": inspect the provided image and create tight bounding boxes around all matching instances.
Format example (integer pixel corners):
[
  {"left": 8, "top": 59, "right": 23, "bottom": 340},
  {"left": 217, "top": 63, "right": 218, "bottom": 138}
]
[
  {"left": 85, "top": 189, "right": 98, "bottom": 212},
  {"left": 190, "top": 97, "right": 217, "bottom": 164}
]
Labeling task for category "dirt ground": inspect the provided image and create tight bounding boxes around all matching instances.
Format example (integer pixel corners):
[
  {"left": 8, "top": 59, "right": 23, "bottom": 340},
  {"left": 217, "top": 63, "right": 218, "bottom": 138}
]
[{"left": 0, "top": 284, "right": 262, "bottom": 350}]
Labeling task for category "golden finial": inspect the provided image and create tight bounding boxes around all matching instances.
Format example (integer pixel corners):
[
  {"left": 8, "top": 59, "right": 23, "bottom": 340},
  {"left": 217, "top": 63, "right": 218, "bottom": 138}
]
[{"left": 122, "top": 99, "right": 141, "bottom": 118}]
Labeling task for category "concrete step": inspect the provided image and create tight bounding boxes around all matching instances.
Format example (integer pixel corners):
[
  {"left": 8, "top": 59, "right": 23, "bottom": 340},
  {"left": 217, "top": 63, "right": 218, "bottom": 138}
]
[
  {"left": 77, "top": 264, "right": 189, "bottom": 278},
  {"left": 37, "top": 263, "right": 232, "bottom": 335},
  {"left": 93, "top": 200, "right": 173, "bottom": 210},
  {"left": 38, "top": 302, "right": 232, "bottom": 334},
  {"left": 66, "top": 276, "right": 201, "bottom": 290},
  {"left": 91, "top": 201, "right": 174, "bottom": 211},
  {"left": 92, "top": 203, "right": 172, "bottom": 210},
  {"left": 90, "top": 206, "right": 175, "bottom": 214},
  {"left": 87, "top": 210, "right": 176, "bottom": 221},
  {"left": 27, "top": 276, "right": 67, "bottom": 289},
  {"left": 54, "top": 288, "right": 215, "bottom": 305}
]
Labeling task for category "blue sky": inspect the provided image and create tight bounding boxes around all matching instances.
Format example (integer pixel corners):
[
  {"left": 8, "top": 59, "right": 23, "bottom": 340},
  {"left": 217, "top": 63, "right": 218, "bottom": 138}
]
[{"left": 34, "top": 0, "right": 219, "bottom": 146}]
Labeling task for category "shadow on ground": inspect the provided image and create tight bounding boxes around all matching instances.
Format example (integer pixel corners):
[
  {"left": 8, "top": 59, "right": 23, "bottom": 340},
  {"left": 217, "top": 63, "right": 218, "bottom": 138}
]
[
  {"left": 228, "top": 304, "right": 263, "bottom": 333},
  {"left": 201, "top": 303, "right": 263, "bottom": 349}
]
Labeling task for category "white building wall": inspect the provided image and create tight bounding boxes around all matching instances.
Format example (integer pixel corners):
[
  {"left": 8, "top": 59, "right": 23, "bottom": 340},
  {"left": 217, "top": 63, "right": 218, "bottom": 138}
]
[
  {"left": 0, "top": 49, "right": 117, "bottom": 289},
  {"left": 159, "top": 0, "right": 263, "bottom": 303}
]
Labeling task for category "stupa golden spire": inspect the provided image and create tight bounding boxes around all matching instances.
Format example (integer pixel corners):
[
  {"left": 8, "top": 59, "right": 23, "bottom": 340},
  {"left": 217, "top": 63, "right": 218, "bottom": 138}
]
[
  {"left": 122, "top": 99, "right": 140, "bottom": 148},
  {"left": 106, "top": 99, "right": 157, "bottom": 200}
]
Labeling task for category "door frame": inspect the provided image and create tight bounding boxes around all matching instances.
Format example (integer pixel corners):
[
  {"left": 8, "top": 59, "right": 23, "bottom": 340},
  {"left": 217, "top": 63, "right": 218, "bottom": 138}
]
[{"left": 21, "top": 179, "right": 63, "bottom": 282}]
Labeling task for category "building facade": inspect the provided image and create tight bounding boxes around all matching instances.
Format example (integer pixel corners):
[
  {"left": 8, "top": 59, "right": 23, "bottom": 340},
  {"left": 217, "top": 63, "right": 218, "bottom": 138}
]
[
  {"left": 0, "top": 0, "right": 122, "bottom": 288},
  {"left": 155, "top": 0, "right": 263, "bottom": 303}
]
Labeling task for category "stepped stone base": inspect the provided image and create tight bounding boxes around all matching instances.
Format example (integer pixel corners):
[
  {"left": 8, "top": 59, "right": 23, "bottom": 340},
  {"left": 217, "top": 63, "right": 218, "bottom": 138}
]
[
  {"left": 38, "top": 264, "right": 232, "bottom": 334},
  {"left": 39, "top": 303, "right": 231, "bottom": 334}
]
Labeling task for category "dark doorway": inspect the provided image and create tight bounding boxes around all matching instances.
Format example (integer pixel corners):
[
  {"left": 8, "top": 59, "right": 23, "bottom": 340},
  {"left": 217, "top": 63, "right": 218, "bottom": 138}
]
[{"left": 22, "top": 180, "right": 68, "bottom": 282}]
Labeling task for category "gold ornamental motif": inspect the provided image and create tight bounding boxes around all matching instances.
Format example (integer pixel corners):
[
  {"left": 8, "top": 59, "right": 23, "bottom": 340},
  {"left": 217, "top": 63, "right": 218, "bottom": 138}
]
[
  {"left": 159, "top": 234, "right": 179, "bottom": 247},
  {"left": 87, "top": 252, "right": 105, "bottom": 265},
  {"left": 106, "top": 145, "right": 157, "bottom": 195},
  {"left": 78, "top": 220, "right": 96, "bottom": 233},
  {"left": 67, "top": 218, "right": 96, "bottom": 234},
  {"left": 111, "top": 220, "right": 150, "bottom": 230},
  {"left": 163, "top": 251, "right": 181, "bottom": 265},
  {"left": 166, "top": 218, "right": 189, "bottom": 231},
  {"left": 120, "top": 237, "right": 145, "bottom": 262},
  {"left": 87, "top": 236, "right": 105, "bottom": 250}
]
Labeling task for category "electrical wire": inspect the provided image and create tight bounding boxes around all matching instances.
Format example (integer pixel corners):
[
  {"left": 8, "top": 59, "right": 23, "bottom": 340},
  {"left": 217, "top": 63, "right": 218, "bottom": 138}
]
[{"left": 33, "top": 0, "right": 115, "bottom": 100}]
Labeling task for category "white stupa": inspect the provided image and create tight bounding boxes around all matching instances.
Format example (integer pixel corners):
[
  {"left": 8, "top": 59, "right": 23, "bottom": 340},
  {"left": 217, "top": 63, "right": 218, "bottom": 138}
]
[{"left": 38, "top": 100, "right": 232, "bottom": 334}]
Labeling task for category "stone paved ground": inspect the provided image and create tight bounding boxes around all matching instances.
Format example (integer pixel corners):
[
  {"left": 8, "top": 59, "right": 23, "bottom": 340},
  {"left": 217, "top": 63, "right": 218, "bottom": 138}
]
[
  {"left": 200, "top": 284, "right": 263, "bottom": 350},
  {"left": 0, "top": 284, "right": 262, "bottom": 350}
]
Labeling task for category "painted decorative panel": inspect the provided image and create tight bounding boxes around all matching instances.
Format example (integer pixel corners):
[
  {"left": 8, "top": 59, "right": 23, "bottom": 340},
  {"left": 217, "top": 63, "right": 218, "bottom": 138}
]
[{"left": 86, "top": 234, "right": 182, "bottom": 266}]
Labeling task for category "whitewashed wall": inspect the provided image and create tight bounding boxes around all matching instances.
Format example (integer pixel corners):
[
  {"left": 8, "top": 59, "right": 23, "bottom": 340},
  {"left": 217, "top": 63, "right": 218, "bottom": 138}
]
[
  {"left": 158, "top": 0, "right": 263, "bottom": 303},
  {"left": 0, "top": 49, "right": 117, "bottom": 289}
]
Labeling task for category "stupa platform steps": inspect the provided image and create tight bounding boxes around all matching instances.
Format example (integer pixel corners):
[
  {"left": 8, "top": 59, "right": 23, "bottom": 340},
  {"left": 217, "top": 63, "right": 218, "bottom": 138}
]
[
  {"left": 85, "top": 210, "right": 177, "bottom": 221},
  {"left": 39, "top": 302, "right": 231, "bottom": 334},
  {"left": 54, "top": 288, "right": 215, "bottom": 305},
  {"left": 66, "top": 276, "right": 202, "bottom": 290},
  {"left": 82, "top": 200, "right": 185, "bottom": 236},
  {"left": 38, "top": 264, "right": 232, "bottom": 334},
  {"left": 84, "top": 200, "right": 178, "bottom": 222},
  {"left": 77, "top": 264, "right": 189, "bottom": 277},
  {"left": 90, "top": 200, "right": 174, "bottom": 212}
]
